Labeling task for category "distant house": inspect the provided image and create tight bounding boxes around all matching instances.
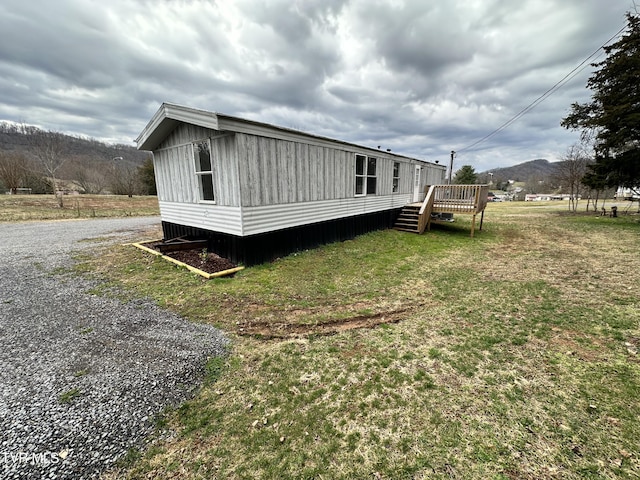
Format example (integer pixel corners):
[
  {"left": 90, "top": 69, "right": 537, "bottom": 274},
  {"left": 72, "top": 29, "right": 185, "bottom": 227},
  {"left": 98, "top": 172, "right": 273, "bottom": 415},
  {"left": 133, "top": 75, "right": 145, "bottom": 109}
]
[
  {"left": 525, "top": 194, "right": 548, "bottom": 201},
  {"left": 615, "top": 187, "right": 640, "bottom": 200},
  {"left": 525, "top": 193, "right": 578, "bottom": 201},
  {"left": 136, "top": 103, "right": 446, "bottom": 265},
  {"left": 6, "top": 187, "right": 32, "bottom": 195}
]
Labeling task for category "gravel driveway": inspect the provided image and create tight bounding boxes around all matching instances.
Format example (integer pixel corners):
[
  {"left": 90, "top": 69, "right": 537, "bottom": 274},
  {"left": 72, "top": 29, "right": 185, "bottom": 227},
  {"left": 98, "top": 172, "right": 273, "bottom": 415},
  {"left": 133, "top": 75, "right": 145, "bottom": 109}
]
[{"left": 0, "top": 217, "right": 229, "bottom": 479}]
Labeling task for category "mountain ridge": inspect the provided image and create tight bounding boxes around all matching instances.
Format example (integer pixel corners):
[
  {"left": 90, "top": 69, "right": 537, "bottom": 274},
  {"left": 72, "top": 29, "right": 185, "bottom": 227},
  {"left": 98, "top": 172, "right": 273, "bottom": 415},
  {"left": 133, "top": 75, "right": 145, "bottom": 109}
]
[
  {"left": 479, "top": 158, "right": 562, "bottom": 183},
  {"left": 0, "top": 122, "right": 148, "bottom": 169}
]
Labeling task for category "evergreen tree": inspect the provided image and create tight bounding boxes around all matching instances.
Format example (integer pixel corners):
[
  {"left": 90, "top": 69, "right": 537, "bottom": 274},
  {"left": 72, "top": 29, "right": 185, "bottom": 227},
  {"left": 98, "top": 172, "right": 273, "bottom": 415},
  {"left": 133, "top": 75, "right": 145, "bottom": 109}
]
[
  {"left": 561, "top": 13, "right": 640, "bottom": 192},
  {"left": 453, "top": 165, "right": 478, "bottom": 184},
  {"left": 137, "top": 156, "right": 157, "bottom": 195}
]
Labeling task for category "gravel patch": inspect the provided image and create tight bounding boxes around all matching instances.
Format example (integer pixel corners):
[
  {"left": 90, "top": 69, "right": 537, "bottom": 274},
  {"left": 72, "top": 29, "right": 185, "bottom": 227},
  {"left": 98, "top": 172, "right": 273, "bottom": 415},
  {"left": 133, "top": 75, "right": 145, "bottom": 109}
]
[{"left": 0, "top": 217, "right": 230, "bottom": 479}]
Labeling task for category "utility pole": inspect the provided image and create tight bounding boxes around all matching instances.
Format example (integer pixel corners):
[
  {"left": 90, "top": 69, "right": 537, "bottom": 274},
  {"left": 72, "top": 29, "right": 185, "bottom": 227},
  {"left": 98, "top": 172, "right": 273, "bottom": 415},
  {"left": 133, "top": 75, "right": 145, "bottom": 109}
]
[
  {"left": 441, "top": 150, "right": 456, "bottom": 222},
  {"left": 448, "top": 150, "right": 455, "bottom": 185}
]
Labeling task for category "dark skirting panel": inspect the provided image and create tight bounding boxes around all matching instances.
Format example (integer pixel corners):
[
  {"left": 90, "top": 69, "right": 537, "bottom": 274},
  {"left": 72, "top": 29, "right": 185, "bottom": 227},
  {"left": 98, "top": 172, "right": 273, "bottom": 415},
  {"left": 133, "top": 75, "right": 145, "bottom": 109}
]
[{"left": 161, "top": 208, "right": 402, "bottom": 266}]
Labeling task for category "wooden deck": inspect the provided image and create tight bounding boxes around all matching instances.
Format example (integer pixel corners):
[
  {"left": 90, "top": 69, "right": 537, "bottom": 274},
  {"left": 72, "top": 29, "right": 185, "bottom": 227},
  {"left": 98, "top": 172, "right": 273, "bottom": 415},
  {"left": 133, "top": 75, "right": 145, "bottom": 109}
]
[{"left": 394, "top": 184, "right": 489, "bottom": 237}]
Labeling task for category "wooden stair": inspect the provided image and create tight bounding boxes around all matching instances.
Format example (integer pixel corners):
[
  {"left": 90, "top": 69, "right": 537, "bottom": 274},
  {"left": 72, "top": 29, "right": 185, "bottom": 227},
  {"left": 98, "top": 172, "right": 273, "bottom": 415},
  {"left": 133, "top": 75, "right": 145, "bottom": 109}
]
[
  {"left": 393, "top": 185, "right": 489, "bottom": 237},
  {"left": 393, "top": 204, "right": 421, "bottom": 232}
]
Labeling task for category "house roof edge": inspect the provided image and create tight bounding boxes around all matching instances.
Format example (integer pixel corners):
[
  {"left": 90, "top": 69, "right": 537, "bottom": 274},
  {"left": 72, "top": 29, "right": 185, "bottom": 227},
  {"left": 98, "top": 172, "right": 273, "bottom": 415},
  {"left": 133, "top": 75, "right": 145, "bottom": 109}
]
[
  {"left": 137, "top": 103, "right": 442, "bottom": 167},
  {"left": 136, "top": 103, "right": 220, "bottom": 151}
]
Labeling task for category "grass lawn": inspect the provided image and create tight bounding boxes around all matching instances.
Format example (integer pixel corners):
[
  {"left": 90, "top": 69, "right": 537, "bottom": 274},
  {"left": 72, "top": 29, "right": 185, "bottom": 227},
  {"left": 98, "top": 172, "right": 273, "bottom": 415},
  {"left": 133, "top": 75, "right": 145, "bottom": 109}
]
[
  {"left": 0, "top": 194, "right": 159, "bottom": 221},
  {"left": 82, "top": 201, "right": 639, "bottom": 479}
]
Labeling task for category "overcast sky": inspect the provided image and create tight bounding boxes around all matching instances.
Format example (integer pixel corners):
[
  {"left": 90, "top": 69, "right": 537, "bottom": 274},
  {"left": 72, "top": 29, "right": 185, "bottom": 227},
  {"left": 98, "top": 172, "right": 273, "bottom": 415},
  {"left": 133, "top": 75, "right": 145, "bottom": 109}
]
[{"left": 0, "top": 0, "right": 633, "bottom": 171}]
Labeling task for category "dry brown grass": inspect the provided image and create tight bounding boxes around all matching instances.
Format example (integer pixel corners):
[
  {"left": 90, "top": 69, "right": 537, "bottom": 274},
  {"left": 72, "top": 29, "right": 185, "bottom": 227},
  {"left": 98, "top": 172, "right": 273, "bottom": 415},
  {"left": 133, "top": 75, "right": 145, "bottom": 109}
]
[{"left": 0, "top": 194, "right": 159, "bottom": 221}]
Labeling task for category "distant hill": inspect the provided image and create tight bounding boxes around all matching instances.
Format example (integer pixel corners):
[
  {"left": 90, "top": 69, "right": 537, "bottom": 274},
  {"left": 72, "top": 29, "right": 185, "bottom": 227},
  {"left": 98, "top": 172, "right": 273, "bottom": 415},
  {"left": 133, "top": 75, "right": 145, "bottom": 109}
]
[
  {"left": 0, "top": 122, "right": 149, "bottom": 173},
  {"left": 0, "top": 122, "right": 152, "bottom": 194},
  {"left": 479, "top": 159, "right": 561, "bottom": 182}
]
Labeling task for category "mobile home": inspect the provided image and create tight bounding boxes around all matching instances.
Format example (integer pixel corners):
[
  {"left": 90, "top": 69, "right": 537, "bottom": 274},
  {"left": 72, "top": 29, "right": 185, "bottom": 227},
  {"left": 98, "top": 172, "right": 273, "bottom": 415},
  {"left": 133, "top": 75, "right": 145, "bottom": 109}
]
[{"left": 136, "top": 103, "right": 446, "bottom": 265}]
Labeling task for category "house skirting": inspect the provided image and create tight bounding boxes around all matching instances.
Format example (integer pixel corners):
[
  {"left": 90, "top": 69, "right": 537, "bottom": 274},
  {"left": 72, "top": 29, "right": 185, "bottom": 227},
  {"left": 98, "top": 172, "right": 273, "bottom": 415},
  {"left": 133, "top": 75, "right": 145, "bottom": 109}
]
[{"left": 161, "top": 208, "right": 402, "bottom": 266}]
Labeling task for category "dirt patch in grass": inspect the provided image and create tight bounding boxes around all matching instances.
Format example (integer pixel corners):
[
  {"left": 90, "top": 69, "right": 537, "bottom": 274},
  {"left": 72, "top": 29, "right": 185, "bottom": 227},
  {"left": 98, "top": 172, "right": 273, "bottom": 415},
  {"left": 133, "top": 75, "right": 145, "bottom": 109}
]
[
  {"left": 236, "top": 306, "right": 416, "bottom": 338},
  {"left": 546, "top": 327, "right": 611, "bottom": 362}
]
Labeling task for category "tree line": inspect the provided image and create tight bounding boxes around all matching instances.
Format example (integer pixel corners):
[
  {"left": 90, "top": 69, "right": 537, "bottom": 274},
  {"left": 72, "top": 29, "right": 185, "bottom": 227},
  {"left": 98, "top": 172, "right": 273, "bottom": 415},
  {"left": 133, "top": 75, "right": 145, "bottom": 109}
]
[{"left": 0, "top": 123, "right": 155, "bottom": 207}]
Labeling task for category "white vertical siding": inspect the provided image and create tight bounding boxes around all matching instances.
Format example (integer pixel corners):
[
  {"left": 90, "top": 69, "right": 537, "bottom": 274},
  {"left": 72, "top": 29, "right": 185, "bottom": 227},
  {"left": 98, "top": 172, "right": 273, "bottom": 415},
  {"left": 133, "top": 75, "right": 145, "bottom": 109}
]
[
  {"left": 400, "top": 162, "right": 413, "bottom": 193},
  {"left": 296, "top": 143, "right": 310, "bottom": 202},
  {"left": 234, "top": 133, "right": 431, "bottom": 207},
  {"left": 238, "top": 134, "right": 262, "bottom": 206},
  {"left": 210, "top": 134, "right": 240, "bottom": 206},
  {"left": 154, "top": 144, "right": 198, "bottom": 204},
  {"left": 258, "top": 137, "right": 275, "bottom": 205},
  {"left": 153, "top": 124, "right": 241, "bottom": 207},
  {"left": 157, "top": 123, "right": 212, "bottom": 149},
  {"left": 284, "top": 141, "right": 297, "bottom": 203},
  {"left": 152, "top": 123, "right": 447, "bottom": 236},
  {"left": 323, "top": 147, "right": 335, "bottom": 199},
  {"left": 376, "top": 155, "right": 391, "bottom": 196},
  {"left": 424, "top": 165, "right": 445, "bottom": 185}
]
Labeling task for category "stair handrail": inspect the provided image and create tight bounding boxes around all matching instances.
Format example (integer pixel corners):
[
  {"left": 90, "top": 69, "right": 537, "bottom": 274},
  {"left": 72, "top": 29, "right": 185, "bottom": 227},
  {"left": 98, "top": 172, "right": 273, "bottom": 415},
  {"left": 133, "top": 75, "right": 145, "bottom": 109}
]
[
  {"left": 475, "top": 185, "right": 489, "bottom": 213},
  {"left": 419, "top": 185, "right": 436, "bottom": 215},
  {"left": 418, "top": 185, "right": 436, "bottom": 233}
]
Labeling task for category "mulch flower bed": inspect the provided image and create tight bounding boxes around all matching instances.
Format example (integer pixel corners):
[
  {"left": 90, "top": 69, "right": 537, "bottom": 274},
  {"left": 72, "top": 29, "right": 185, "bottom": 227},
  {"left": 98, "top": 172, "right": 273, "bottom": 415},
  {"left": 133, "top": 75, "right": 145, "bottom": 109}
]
[{"left": 151, "top": 244, "right": 237, "bottom": 275}]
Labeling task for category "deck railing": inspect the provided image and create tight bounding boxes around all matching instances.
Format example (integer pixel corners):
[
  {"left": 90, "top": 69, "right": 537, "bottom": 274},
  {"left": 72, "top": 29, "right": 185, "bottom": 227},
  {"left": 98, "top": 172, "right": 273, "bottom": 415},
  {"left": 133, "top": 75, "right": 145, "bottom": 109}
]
[
  {"left": 417, "top": 184, "right": 490, "bottom": 237},
  {"left": 431, "top": 184, "right": 489, "bottom": 213}
]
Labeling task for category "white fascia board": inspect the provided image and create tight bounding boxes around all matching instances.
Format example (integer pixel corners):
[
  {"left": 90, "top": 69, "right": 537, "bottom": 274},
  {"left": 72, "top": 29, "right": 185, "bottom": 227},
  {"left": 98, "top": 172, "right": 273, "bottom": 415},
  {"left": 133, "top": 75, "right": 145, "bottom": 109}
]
[
  {"left": 136, "top": 103, "right": 220, "bottom": 151},
  {"left": 164, "top": 103, "right": 219, "bottom": 130}
]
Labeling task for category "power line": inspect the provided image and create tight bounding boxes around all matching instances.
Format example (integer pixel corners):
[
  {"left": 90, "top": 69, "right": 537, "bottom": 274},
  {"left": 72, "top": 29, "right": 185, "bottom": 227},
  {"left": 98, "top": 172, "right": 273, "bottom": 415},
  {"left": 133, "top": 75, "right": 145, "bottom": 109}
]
[{"left": 456, "top": 22, "right": 629, "bottom": 154}]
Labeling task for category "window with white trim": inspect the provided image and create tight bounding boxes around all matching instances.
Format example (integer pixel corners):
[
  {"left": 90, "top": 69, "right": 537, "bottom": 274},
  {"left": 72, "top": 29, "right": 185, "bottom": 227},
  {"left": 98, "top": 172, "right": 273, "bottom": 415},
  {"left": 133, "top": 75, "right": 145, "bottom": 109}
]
[
  {"left": 193, "top": 140, "right": 215, "bottom": 202},
  {"left": 355, "top": 154, "right": 377, "bottom": 196},
  {"left": 393, "top": 162, "right": 400, "bottom": 193}
]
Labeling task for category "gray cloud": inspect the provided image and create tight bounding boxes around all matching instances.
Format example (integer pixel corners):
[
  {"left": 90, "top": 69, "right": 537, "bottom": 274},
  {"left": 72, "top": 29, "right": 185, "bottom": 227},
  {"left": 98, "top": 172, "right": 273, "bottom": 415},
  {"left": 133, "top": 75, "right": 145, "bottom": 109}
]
[
  {"left": 354, "top": 2, "right": 481, "bottom": 75},
  {"left": 0, "top": 0, "right": 632, "bottom": 169}
]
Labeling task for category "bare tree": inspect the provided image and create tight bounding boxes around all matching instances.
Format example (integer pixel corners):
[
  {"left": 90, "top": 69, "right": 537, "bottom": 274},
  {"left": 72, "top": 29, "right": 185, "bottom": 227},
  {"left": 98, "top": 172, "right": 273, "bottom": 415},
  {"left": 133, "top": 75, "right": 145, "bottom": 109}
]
[
  {"left": 70, "top": 160, "right": 107, "bottom": 194},
  {"left": 0, "top": 151, "right": 28, "bottom": 194},
  {"left": 110, "top": 163, "right": 142, "bottom": 197},
  {"left": 554, "top": 144, "right": 590, "bottom": 212},
  {"left": 20, "top": 125, "right": 68, "bottom": 207}
]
